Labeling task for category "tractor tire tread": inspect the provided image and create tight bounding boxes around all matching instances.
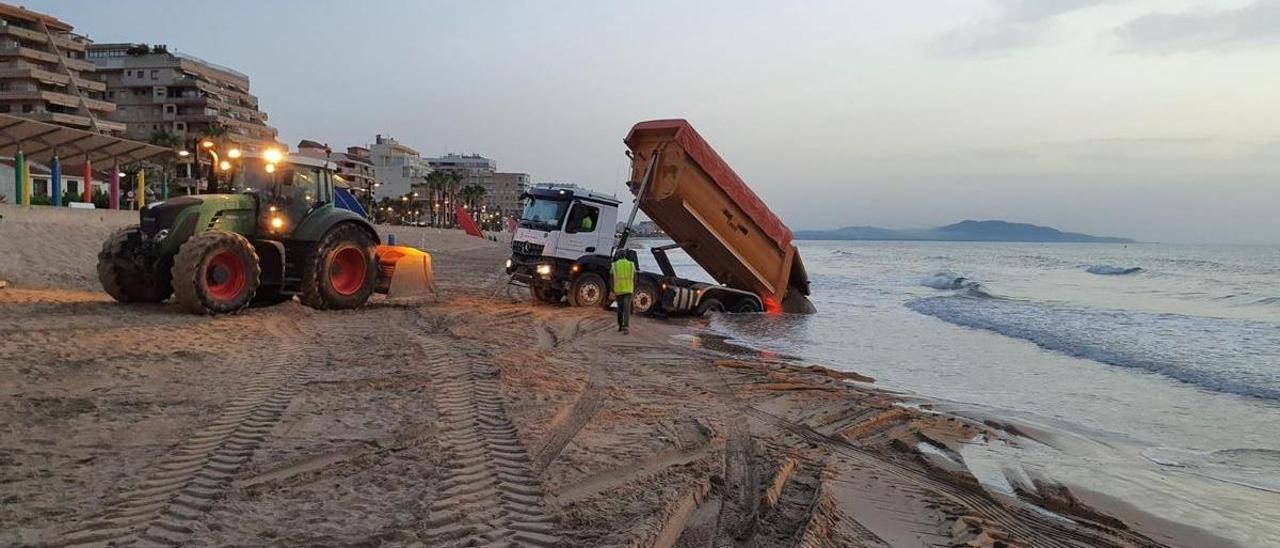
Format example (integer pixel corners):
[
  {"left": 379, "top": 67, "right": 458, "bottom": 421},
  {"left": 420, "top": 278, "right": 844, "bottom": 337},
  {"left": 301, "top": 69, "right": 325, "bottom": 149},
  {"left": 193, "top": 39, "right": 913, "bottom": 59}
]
[{"left": 171, "top": 231, "right": 261, "bottom": 314}]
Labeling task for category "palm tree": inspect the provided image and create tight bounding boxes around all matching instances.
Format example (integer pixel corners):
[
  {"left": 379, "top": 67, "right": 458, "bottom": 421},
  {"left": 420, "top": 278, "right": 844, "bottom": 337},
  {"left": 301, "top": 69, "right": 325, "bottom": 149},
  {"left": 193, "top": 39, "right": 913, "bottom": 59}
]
[
  {"left": 446, "top": 172, "right": 463, "bottom": 227},
  {"left": 461, "top": 184, "right": 486, "bottom": 210},
  {"left": 424, "top": 171, "right": 448, "bottom": 227}
]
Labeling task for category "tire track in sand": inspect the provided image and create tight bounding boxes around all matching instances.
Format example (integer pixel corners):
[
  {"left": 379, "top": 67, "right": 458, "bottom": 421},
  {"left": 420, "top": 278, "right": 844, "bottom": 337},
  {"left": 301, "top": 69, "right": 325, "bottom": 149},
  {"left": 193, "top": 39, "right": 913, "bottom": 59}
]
[
  {"left": 406, "top": 311, "right": 559, "bottom": 547},
  {"left": 55, "top": 316, "right": 320, "bottom": 547}
]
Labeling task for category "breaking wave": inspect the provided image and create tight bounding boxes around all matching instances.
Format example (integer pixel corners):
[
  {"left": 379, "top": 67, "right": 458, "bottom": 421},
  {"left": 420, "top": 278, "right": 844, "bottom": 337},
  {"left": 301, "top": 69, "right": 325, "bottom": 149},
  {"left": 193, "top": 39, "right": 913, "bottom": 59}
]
[
  {"left": 921, "top": 271, "right": 982, "bottom": 290},
  {"left": 906, "top": 296, "right": 1280, "bottom": 401},
  {"left": 1086, "top": 265, "right": 1144, "bottom": 276}
]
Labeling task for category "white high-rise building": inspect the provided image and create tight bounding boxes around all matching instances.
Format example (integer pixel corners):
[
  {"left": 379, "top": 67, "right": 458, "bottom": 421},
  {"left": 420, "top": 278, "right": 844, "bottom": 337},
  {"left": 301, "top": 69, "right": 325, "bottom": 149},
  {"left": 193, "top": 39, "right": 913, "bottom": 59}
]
[{"left": 369, "top": 134, "right": 431, "bottom": 198}]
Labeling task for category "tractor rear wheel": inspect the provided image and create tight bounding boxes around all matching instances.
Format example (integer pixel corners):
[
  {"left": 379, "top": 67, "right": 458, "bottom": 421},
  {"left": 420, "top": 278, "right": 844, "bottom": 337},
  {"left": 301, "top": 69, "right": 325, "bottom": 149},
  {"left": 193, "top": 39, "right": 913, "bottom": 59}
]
[
  {"left": 300, "top": 224, "right": 378, "bottom": 310},
  {"left": 98, "top": 225, "right": 172, "bottom": 303},
  {"left": 171, "top": 231, "right": 260, "bottom": 314}
]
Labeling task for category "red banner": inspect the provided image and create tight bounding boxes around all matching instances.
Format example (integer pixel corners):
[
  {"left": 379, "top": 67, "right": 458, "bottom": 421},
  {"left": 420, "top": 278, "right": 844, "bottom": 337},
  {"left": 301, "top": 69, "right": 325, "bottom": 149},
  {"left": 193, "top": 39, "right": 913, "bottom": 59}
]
[{"left": 456, "top": 205, "right": 483, "bottom": 238}]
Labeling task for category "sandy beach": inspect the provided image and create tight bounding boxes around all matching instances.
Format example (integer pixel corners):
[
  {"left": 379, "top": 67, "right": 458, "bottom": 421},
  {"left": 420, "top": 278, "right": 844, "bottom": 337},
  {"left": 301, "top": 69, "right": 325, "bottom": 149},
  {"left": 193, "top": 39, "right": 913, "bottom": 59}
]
[{"left": 0, "top": 204, "right": 1215, "bottom": 547}]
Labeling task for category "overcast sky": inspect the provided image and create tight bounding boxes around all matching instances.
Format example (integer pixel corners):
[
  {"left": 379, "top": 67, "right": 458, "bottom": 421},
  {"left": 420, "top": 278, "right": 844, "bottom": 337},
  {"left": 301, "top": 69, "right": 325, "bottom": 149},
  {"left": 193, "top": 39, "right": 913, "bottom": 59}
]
[{"left": 33, "top": 0, "right": 1280, "bottom": 244}]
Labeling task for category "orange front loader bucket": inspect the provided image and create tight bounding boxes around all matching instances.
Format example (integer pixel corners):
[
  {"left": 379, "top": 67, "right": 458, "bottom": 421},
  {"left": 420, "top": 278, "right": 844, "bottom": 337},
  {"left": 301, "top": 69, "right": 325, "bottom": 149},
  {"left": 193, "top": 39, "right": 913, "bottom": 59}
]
[{"left": 375, "top": 245, "right": 436, "bottom": 300}]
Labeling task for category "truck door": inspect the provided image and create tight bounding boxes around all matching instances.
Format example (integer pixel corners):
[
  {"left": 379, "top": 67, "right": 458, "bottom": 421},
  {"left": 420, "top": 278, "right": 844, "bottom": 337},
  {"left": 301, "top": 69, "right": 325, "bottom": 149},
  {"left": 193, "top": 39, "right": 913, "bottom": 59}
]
[{"left": 559, "top": 201, "right": 602, "bottom": 258}]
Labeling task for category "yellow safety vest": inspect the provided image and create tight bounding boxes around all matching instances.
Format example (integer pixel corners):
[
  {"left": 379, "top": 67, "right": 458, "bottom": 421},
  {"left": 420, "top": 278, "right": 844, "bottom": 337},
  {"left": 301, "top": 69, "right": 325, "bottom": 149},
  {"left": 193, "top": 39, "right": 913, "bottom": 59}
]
[{"left": 610, "top": 258, "right": 635, "bottom": 295}]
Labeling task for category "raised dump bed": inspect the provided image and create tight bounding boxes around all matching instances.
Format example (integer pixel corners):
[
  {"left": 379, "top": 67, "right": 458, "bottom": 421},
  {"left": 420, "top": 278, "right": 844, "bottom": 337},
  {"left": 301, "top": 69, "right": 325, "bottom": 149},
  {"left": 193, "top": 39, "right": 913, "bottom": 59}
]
[{"left": 624, "top": 119, "right": 814, "bottom": 313}]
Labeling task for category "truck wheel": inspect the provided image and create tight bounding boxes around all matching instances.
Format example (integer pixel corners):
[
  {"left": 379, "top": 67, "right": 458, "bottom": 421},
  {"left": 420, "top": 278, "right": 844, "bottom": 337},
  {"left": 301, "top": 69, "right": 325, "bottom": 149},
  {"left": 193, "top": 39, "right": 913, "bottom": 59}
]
[
  {"left": 569, "top": 272, "right": 607, "bottom": 308},
  {"left": 632, "top": 281, "right": 658, "bottom": 315},
  {"left": 301, "top": 224, "right": 379, "bottom": 310},
  {"left": 732, "top": 298, "right": 762, "bottom": 314},
  {"left": 171, "top": 231, "right": 260, "bottom": 314},
  {"left": 98, "top": 225, "right": 173, "bottom": 303},
  {"left": 696, "top": 298, "right": 725, "bottom": 316}
]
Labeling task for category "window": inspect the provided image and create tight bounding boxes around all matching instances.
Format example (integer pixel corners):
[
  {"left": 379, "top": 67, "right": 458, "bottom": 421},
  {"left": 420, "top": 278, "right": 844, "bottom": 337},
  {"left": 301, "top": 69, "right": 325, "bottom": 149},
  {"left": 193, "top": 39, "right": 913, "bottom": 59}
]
[
  {"left": 164, "top": 104, "right": 175, "bottom": 114},
  {"left": 564, "top": 203, "right": 600, "bottom": 234},
  {"left": 150, "top": 70, "right": 158, "bottom": 80}
]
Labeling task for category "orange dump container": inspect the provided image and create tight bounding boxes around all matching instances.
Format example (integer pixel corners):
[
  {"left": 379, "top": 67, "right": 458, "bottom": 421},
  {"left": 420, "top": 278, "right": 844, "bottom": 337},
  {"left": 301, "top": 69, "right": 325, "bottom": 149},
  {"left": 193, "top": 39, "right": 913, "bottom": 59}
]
[{"left": 624, "top": 119, "right": 813, "bottom": 313}]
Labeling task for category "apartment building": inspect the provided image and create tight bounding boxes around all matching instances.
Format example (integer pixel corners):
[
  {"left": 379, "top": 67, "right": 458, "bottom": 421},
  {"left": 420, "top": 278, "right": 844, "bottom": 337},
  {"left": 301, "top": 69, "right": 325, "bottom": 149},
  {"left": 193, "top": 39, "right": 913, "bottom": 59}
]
[
  {"left": 0, "top": 3, "right": 123, "bottom": 134},
  {"left": 426, "top": 153, "right": 528, "bottom": 215},
  {"left": 369, "top": 134, "right": 430, "bottom": 198},
  {"left": 86, "top": 42, "right": 277, "bottom": 148}
]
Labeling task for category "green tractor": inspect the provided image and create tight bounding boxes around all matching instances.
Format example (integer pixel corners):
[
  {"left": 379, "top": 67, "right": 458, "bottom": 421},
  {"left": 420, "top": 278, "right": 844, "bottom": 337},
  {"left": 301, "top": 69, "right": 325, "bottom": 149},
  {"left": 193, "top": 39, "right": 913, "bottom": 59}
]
[{"left": 97, "top": 152, "right": 388, "bottom": 314}]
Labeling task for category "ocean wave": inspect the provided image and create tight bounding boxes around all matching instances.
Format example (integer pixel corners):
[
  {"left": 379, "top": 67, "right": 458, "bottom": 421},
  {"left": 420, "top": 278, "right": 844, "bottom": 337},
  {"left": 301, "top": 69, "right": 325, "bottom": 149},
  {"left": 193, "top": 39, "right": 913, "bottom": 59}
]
[
  {"left": 1086, "top": 265, "right": 1144, "bottom": 276},
  {"left": 906, "top": 296, "right": 1280, "bottom": 401},
  {"left": 1254, "top": 296, "right": 1280, "bottom": 307},
  {"left": 921, "top": 271, "right": 982, "bottom": 290}
]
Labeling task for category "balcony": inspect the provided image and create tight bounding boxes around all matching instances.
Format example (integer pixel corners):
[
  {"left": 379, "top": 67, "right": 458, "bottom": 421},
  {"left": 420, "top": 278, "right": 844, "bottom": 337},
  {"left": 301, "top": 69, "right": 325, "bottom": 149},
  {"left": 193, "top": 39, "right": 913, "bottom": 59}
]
[
  {"left": 0, "top": 26, "right": 87, "bottom": 52},
  {"left": 0, "top": 45, "right": 60, "bottom": 64}
]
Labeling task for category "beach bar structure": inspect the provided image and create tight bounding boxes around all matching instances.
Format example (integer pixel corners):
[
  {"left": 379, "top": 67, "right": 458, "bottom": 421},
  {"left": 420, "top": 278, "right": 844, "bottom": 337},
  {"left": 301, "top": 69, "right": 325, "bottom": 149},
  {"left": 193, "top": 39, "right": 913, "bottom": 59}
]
[{"left": 0, "top": 113, "right": 171, "bottom": 207}]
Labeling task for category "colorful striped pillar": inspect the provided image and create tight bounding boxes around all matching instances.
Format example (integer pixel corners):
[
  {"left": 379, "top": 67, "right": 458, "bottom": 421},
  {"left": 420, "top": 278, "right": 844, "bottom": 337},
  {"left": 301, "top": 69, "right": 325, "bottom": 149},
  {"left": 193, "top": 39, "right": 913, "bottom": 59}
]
[
  {"left": 136, "top": 169, "right": 145, "bottom": 210},
  {"left": 21, "top": 155, "right": 31, "bottom": 206},
  {"left": 13, "top": 150, "right": 24, "bottom": 205},
  {"left": 109, "top": 165, "right": 120, "bottom": 210},
  {"left": 51, "top": 156, "right": 62, "bottom": 207},
  {"left": 82, "top": 160, "right": 92, "bottom": 204}
]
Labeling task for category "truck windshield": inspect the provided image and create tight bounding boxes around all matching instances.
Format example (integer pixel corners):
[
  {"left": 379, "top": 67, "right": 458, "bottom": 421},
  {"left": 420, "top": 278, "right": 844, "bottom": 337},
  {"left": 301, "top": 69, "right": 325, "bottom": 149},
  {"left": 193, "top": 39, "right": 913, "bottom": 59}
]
[{"left": 520, "top": 197, "right": 569, "bottom": 230}]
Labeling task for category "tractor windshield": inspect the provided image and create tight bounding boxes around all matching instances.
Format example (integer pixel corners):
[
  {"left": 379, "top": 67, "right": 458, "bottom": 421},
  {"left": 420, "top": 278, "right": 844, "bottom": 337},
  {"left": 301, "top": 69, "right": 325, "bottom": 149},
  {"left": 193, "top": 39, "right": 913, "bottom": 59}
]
[
  {"left": 520, "top": 196, "right": 569, "bottom": 231},
  {"left": 230, "top": 158, "right": 284, "bottom": 194}
]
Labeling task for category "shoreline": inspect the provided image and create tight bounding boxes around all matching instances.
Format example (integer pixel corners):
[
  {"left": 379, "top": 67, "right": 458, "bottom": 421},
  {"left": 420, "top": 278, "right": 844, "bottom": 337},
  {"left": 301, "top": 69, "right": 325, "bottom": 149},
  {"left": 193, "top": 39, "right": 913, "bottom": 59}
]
[{"left": 0, "top": 205, "right": 1225, "bottom": 546}]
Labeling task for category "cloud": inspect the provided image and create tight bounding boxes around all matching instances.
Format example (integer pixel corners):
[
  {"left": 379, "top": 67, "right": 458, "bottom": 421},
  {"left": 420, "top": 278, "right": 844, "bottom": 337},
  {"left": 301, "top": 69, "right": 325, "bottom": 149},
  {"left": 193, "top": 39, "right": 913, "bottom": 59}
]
[
  {"left": 932, "top": 0, "right": 1113, "bottom": 57},
  {"left": 1117, "top": 1, "right": 1280, "bottom": 52}
]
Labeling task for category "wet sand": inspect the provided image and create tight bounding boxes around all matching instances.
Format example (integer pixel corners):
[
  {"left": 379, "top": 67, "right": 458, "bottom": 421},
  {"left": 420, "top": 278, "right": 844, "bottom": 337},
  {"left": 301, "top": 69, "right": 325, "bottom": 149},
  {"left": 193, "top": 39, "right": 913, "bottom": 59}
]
[{"left": 0, "top": 204, "right": 1216, "bottom": 546}]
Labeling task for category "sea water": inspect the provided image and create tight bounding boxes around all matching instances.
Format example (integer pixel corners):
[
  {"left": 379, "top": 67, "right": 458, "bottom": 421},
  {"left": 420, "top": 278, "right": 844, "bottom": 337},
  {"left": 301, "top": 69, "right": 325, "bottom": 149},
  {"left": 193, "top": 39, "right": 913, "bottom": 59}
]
[{"left": 636, "top": 240, "right": 1280, "bottom": 545}]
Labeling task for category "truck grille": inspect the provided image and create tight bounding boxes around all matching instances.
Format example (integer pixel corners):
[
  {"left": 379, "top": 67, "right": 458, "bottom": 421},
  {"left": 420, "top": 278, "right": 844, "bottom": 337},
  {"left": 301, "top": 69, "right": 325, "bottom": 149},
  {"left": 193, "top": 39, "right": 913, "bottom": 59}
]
[{"left": 513, "top": 241, "right": 544, "bottom": 256}]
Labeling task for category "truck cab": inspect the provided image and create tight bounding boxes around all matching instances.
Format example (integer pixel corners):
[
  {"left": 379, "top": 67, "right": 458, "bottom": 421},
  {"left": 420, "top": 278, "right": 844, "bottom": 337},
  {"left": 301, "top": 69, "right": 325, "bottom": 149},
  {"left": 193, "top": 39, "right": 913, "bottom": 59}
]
[{"left": 507, "top": 184, "right": 621, "bottom": 306}]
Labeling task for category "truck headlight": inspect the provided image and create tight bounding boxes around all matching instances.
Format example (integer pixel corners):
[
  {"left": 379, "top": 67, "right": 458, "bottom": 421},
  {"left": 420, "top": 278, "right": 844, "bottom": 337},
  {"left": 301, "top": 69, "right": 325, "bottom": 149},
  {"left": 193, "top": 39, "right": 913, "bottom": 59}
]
[
  {"left": 505, "top": 258, "right": 513, "bottom": 269},
  {"left": 270, "top": 216, "right": 285, "bottom": 230},
  {"left": 536, "top": 264, "right": 552, "bottom": 276}
]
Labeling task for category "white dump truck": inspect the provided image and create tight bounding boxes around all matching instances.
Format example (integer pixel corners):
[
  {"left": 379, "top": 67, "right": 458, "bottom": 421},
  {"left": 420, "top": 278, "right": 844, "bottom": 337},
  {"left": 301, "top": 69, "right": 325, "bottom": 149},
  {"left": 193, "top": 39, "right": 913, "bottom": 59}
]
[{"left": 506, "top": 119, "right": 813, "bottom": 316}]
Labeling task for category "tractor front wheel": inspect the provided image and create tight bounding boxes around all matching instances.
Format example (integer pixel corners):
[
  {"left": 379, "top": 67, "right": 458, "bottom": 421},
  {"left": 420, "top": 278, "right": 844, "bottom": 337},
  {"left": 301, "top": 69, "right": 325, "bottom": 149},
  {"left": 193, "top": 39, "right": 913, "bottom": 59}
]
[
  {"left": 98, "top": 225, "right": 173, "bottom": 304},
  {"left": 300, "top": 224, "right": 378, "bottom": 310},
  {"left": 171, "top": 231, "right": 260, "bottom": 314}
]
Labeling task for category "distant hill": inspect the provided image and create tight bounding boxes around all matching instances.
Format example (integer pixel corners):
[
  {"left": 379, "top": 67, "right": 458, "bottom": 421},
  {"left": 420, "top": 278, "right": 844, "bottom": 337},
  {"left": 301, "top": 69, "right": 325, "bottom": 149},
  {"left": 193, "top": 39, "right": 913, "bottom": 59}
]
[{"left": 794, "top": 220, "right": 1134, "bottom": 243}]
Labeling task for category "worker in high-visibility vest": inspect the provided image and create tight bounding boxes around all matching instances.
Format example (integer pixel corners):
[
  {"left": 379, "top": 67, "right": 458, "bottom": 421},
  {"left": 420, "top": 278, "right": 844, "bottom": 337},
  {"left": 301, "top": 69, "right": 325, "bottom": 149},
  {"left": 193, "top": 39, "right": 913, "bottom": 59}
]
[{"left": 610, "top": 249, "right": 637, "bottom": 334}]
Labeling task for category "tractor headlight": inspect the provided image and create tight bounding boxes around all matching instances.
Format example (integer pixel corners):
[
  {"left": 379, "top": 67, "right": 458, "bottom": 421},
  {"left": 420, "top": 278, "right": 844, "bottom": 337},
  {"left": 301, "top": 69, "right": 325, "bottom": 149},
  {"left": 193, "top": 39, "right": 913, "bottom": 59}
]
[{"left": 536, "top": 264, "right": 552, "bottom": 277}]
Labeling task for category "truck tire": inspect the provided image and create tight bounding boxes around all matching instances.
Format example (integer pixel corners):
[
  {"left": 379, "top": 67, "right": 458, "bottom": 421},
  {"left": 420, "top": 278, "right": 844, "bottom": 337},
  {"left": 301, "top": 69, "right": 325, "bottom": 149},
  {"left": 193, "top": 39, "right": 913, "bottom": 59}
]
[
  {"left": 732, "top": 298, "right": 762, "bottom": 314},
  {"left": 569, "top": 272, "right": 607, "bottom": 308},
  {"left": 98, "top": 225, "right": 173, "bottom": 303},
  {"left": 696, "top": 298, "right": 726, "bottom": 316},
  {"left": 300, "top": 223, "right": 378, "bottom": 310},
  {"left": 632, "top": 280, "right": 658, "bottom": 316},
  {"left": 171, "top": 231, "right": 260, "bottom": 314}
]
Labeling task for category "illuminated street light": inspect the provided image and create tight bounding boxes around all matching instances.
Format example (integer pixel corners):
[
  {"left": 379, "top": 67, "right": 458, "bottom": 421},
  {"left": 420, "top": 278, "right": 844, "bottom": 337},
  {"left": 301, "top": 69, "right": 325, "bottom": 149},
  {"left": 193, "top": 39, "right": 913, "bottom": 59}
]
[
  {"left": 227, "top": 148, "right": 242, "bottom": 159},
  {"left": 219, "top": 160, "right": 232, "bottom": 171},
  {"left": 177, "top": 150, "right": 190, "bottom": 157},
  {"left": 262, "top": 148, "right": 284, "bottom": 164},
  {"left": 201, "top": 140, "right": 215, "bottom": 149}
]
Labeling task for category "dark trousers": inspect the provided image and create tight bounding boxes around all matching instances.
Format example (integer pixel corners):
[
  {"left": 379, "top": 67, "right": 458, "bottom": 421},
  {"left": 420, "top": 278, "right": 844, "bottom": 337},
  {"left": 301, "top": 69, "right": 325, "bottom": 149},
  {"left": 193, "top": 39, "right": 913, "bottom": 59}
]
[{"left": 616, "top": 293, "right": 632, "bottom": 330}]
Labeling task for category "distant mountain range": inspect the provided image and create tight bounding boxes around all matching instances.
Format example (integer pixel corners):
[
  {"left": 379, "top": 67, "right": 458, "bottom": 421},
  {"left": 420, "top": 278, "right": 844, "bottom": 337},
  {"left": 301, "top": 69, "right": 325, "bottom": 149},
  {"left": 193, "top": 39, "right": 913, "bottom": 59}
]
[{"left": 794, "top": 220, "right": 1135, "bottom": 243}]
